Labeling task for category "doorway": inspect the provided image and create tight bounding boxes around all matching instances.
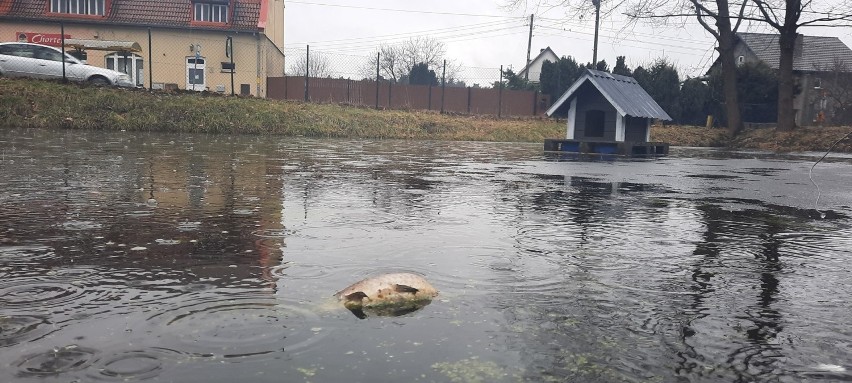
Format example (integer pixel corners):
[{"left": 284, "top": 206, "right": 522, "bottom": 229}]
[
  {"left": 585, "top": 110, "right": 605, "bottom": 138},
  {"left": 186, "top": 57, "right": 206, "bottom": 91}
]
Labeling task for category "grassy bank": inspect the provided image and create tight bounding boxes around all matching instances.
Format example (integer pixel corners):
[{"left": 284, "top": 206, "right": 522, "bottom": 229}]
[
  {"left": 2, "top": 78, "right": 851, "bottom": 152},
  {"left": 0, "top": 78, "right": 561, "bottom": 142}
]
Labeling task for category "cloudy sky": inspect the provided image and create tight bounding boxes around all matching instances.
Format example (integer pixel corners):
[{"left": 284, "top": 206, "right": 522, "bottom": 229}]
[{"left": 283, "top": 0, "right": 852, "bottom": 81}]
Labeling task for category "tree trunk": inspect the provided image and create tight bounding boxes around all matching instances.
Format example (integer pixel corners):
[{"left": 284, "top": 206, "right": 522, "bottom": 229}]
[
  {"left": 775, "top": 0, "right": 800, "bottom": 132},
  {"left": 715, "top": 3, "right": 743, "bottom": 135},
  {"left": 776, "top": 32, "right": 797, "bottom": 131}
]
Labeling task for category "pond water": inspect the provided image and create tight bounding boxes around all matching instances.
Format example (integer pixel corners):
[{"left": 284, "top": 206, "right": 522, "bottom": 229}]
[{"left": 1, "top": 128, "right": 851, "bottom": 383}]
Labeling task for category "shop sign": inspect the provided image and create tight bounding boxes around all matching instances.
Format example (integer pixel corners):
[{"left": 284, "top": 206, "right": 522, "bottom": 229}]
[{"left": 16, "top": 32, "right": 72, "bottom": 47}]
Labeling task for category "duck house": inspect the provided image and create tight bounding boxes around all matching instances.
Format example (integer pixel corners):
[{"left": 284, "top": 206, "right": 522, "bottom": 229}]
[{"left": 544, "top": 69, "right": 671, "bottom": 156}]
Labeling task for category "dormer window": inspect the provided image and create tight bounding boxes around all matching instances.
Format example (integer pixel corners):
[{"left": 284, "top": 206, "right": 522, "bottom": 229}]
[
  {"left": 194, "top": 3, "right": 228, "bottom": 23},
  {"left": 50, "top": 0, "right": 105, "bottom": 16}
]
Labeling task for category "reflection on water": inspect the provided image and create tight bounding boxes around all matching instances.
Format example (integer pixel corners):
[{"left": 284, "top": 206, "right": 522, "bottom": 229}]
[{"left": 1, "top": 128, "right": 851, "bottom": 382}]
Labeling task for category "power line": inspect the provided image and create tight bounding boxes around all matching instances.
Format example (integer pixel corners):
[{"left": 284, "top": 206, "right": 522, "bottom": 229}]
[
  {"left": 301, "top": 24, "right": 528, "bottom": 53},
  {"left": 537, "top": 25, "right": 708, "bottom": 52},
  {"left": 287, "top": 1, "right": 524, "bottom": 19},
  {"left": 285, "top": 19, "right": 521, "bottom": 48}
]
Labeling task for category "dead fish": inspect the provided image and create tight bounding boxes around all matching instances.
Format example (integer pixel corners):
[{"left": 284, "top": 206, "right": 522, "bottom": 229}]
[{"left": 334, "top": 272, "right": 438, "bottom": 319}]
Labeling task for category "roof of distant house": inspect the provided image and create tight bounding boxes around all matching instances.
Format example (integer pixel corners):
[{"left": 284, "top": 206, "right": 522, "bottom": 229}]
[
  {"left": 0, "top": 0, "right": 264, "bottom": 32},
  {"left": 518, "top": 46, "right": 559, "bottom": 77},
  {"left": 737, "top": 32, "right": 852, "bottom": 71},
  {"left": 546, "top": 69, "right": 672, "bottom": 121}
]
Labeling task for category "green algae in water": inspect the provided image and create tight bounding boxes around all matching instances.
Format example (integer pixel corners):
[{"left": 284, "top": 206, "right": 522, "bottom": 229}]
[{"left": 432, "top": 357, "right": 508, "bottom": 383}]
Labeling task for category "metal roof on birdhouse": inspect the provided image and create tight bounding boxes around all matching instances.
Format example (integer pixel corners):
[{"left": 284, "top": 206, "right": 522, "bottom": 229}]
[{"left": 545, "top": 69, "right": 672, "bottom": 121}]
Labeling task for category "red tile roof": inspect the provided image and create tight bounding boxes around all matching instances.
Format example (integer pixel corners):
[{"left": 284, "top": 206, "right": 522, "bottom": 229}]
[{"left": 0, "top": 0, "right": 264, "bottom": 32}]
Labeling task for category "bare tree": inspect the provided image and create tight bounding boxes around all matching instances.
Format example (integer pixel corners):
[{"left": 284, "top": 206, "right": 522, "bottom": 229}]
[
  {"left": 289, "top": 51, "right": 331, "bottom": 77},
  {"left": 503, "top": 0, "right": 747, "bottom": 134},
  {"left": 628, "top": 0, "right": 750, "bottom": 134},
  {"left": 364, "top": 37, "right": 450, "bottom": 83},
  {"left": 363, "top": 44, "right": 404, "bottom": 81},
  {"left": 749, "top": 0, "right": 852, "bottom": 131},
  {"left": 399, "top": 37, "right": 447, "bottom": 74}
]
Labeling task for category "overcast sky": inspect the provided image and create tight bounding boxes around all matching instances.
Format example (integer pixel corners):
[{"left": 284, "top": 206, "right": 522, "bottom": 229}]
[{"left": 283, "top": 0, "right": 852, "bottom": 81}]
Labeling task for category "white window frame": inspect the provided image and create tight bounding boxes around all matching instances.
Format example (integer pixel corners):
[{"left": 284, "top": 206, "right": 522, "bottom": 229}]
[
  {"left": 50, "top": 0, "right": 105, "bottom": 15},
  {"left": 106, "top": 52, "right": 144, "bottom": 87},
  {"left": 194, "top": 3, "right": 228, "bottom": 23}
]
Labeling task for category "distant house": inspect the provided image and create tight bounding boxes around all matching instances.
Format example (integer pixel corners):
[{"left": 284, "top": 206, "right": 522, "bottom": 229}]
[
  {"left": 517, "top": 47, "right": 558, "bottom": 83},
  {"left": 546, "top": 69, "right": 671, "bottom": 143},
  {"left": 0, "top": 0, "right": 286, "bottom": 96},
  {"left": 728, "top": 32, "right": 852, "bottom": 126}
]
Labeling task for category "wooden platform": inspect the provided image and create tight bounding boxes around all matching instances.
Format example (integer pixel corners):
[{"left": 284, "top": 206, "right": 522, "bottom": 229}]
[{"left": 543, "top": 139, "right": 669, "bottom": 157}]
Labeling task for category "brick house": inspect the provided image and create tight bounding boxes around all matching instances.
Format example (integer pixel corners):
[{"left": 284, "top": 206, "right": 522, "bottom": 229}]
[
  {"left": 0, "top": 0, "right": 285, "bottom": 96},
  {"left": 731, "top": 32, "right": 852, "bottom": 126}
]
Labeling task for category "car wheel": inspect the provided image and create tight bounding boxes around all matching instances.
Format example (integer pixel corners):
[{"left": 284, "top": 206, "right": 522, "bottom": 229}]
[{"left": 88, "top": 76, "right": 110, "bottom": 86}]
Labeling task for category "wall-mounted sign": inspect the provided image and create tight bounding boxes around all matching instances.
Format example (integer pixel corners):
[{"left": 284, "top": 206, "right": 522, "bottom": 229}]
[{"left": 16, "top": 32, "right": 72, "bottom": 47}]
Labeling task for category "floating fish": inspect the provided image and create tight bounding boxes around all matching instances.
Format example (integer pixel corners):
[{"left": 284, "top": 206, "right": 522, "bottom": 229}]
[{"left": 334, "top": 273, "right": 438, "bottom": 319}]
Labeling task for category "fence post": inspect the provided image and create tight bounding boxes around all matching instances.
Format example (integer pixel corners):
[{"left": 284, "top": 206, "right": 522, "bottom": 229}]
[
  {"left": 227, "top": 36, "right": 234, "bottom": 95},
  {"left": 304, "top": 45, "right": 310, "bottom": 102},
  {"left": 428, "top": 85, "right": 432, "bottom": 110},
  {"left": 347, "top": 80, "right": 351, "bottom": 104},
  {"left": 467, "top": 86, "right": 472, "bottom": 115},
  {"left": 498, "top": 65, "right": 503, "bottom": 118},
  {"left": 375, "top": 52, "right": 380, "bottom": 110},
  {"left": 388, "top": 82, "right": 392, "bottom": 109},
  {"left": 440, "top": 60, "right": 446, "bottom": 114},
  {"left": 60, "top": 22, "right": 66, "bottom": 83},
  {"left": 147, "top": 28, "right": 153, "bottom": 90},
  {"left": 533, "top": 90, "right": 539, "bottom": 116}
]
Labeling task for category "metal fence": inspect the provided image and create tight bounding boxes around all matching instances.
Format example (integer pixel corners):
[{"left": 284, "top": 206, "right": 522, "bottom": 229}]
[
  {"left": 3, "top": 22, "right": 285, "bottom": 97},
  {"left": 2, "top": 21, "right": 547, "bottom": 116},
  {"left": 269, "top": 46, "right": 548, "bottom": 117}
]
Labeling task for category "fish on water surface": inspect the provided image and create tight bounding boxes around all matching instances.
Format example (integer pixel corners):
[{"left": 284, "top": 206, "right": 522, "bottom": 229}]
[{"left": 334, "top": 273, "right": 438, "bottom": 319}]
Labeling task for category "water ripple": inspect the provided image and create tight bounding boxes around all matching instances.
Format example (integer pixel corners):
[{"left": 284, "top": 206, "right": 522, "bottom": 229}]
[
  {"left": 14, "top": 344, "right": 99, "bottom": 376},
  {"left": 0, "top": 315, "right": 53, "bottom": 347},
  {"left": 86, "top": 347, "right": 189, "bottom": 381},
  {"left": 143, "top": 294, "right": 328, "bottom": 359}
]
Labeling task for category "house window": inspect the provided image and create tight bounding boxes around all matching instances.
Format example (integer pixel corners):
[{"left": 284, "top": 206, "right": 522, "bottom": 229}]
[
  {"left": 106, "top": 53, "right": 144, "bottom": 87},
  {"left": 737, "top": 55, "right": 745, "bottom": 65},
  {"left": 194, "top": 3, "right": 228, "bottom": 23},
  {"left": 813, "top": 77, "right": 822, "bottom": 89},
  {"left": 50, "top": 0, "right": 105, "bottom": 15}
]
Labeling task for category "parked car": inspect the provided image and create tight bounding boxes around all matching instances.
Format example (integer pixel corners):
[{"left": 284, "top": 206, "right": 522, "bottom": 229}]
[{"left": 0, "top": 42, "right": 134, "bottom": 87}]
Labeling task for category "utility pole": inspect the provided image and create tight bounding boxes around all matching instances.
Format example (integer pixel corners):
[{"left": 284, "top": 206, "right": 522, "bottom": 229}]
[
  {"left": 592, "top": 0, "right": 600, "bottom": 66},
  {"left": 525, "top": 13, "right": 534, "bottom": 81}
]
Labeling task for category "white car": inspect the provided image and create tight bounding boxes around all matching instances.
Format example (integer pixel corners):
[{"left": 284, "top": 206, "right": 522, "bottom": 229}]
[{"left": 0, "top": 42, "right": 134, "bottom": 87}]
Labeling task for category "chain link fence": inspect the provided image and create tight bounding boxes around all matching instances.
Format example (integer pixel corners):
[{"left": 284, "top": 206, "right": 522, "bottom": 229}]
[
  {"left": 270, "top": 46, "right": 547, "bottom": 118},
  {"left": 2, "top": 21, "right": 286, "bottom": 97},
  {"left": 2, "top": 21, "right": 545, "bottom": 116}
]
